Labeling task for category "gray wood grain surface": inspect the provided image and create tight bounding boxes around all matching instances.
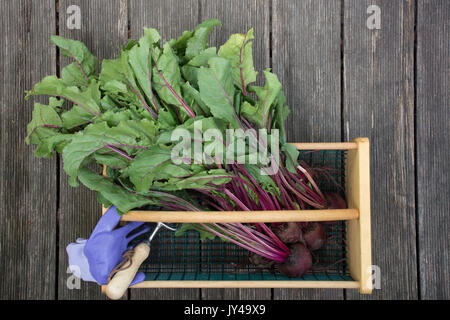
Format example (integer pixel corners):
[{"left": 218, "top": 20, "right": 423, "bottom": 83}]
[
  {"left": 57, "top": 0, "right": 128, "bottom": 300},
  {"left": 0, "top": 0, "right": 57, "bottom": 300},
  {"left": 273, "top": 0, "right": 342, "bottom": 144},
  {"left": 200, "top": 0, "right": 271, "bottom": 300},
  {"left": 272, "top": 0, "right": 343, "bottom": 300},
  {"left": 343, "top": 0, "right": 418, "bottom": 299},
  {"left": 416, "top": 0, "right": 450, "bottom": 300}
]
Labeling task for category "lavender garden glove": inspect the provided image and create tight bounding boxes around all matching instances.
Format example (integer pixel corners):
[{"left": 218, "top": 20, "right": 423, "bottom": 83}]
[
  {"left": 67, "top": 238, "right": 96, "bottom": 282},
  {"left": 66, "top": 206, "right": 151, "bottom": 286}
]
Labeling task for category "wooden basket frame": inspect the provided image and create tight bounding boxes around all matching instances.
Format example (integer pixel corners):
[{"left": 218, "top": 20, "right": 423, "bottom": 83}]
[{"left": 100, "top": 138, "right": 372, "bottom": 294}]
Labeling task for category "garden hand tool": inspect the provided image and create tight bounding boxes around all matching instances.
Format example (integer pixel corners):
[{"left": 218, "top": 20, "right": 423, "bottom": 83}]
[
  {"left": 66, "top": 206, "right": 151, "bottom": 286},
  {"left": 105, "top": 221, "right": 176, "bottom": 300}
]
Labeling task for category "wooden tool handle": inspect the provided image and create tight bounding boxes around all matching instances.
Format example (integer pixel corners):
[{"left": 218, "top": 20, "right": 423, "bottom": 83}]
[{"left": 105, "top": 242, "right": 150, "bottom": 300}]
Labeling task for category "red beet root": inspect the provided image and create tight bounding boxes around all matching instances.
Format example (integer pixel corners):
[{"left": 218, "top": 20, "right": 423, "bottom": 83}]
[
  {"left": 276, "top": 243, "right": 312, "bottom": 278},
  {"left": 272, "top": 222, "right": 303, "bottom": 244},
  {"left": 324, "top": 192, "right": 346, "bottom": 209},
  {"left": 323, "top": 192, "right": 347, "bottom": 224},
  {"left": 302, "top": 222, "right": 326, "bottom": 251}
]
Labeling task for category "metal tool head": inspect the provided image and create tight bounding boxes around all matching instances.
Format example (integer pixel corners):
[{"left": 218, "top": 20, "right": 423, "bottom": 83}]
[{"left": 147, "top": 222, "right": 177, "bottom": 243}]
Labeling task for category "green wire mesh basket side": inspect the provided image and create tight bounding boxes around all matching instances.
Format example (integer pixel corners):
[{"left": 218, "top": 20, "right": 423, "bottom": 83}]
[{"left": 137, "top": 149, "right": 351, "bottom": 281}]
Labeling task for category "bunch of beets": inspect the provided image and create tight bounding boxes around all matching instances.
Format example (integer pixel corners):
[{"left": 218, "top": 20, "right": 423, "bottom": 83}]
[{"left": 25, "top": 19, "right": 346, "bottom": 277}]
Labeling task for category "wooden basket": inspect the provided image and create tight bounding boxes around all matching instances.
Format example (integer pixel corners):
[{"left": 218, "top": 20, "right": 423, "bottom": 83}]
[{"left": 100, "top": 138, "right": 372, "bottom": 294}]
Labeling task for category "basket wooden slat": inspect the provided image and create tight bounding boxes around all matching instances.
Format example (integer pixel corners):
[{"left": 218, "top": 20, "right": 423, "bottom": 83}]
[{"left": 117, "top": 209, "right": 359, "bottom": 223}]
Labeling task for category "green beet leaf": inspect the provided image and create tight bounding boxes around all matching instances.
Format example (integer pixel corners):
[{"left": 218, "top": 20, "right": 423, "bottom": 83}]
[
  {"left": 26, "top": 76, "right": 102, "bottom": 118},
  {"left": 198, "top": 57, "right": 241, "bottom": 129},
  {"left": 124, "top": 146, "right": 190, "bottom": 193},
  {"left": 51, "top": 35, "right": 98, "bottom": 86},
  {"left": 242, "top": 69, "right": 282, "bottom": 128},
  {"left": 26, "top": 98, "right": 64, "bottom": 145},
  {"left": 128, "top": 28, "right": 161, "bottom": 112},
  {"left": 77, "top": 167, "right": 155, "bottom": 214},
  {"left": 185, "top": 19, "right": 221, "bottom": 60},
  {"left": 218, "top": 28, "right": 257, "bottom": 93}
]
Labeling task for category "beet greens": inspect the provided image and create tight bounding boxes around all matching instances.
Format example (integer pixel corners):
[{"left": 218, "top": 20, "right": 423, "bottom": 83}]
[{"left": 26, "top": 19, "right": 342, "bottom": 270}]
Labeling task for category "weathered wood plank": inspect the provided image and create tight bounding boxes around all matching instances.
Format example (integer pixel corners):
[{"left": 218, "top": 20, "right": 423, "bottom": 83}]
[
  {"left": 0, "top": 0, "right": 57, "bottom": 299},
  {"left": 199, "top": 0, "right": 271, "bottom": 300},
  {"left": 273, "top": 0, "right": 342, "bottom": 143},
  {"left": 57, "top": 0, "right": 128, "bottom": 300},
  {"left": 272, "top": 0, "right": 343, "bottom": 300},
  {"left": 130, "top": 0, "right": 199, "bottom": 42},
  {"left": 129, "top": 0, "right": 200, "bottom": 300},
  {"left": 343, "top": 0, "right": 417, "bottom": 299},
  {"left": 416, "top": 0, "right": 450, "bottom": 300},
  {"left": 201, "top": 0, "right": 271, "bottom": 85}
]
